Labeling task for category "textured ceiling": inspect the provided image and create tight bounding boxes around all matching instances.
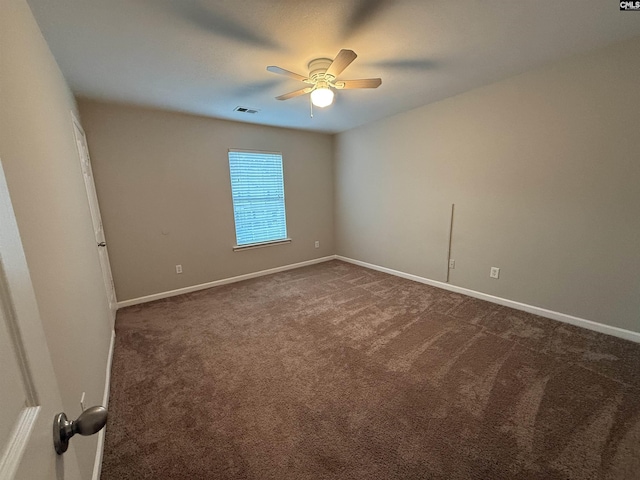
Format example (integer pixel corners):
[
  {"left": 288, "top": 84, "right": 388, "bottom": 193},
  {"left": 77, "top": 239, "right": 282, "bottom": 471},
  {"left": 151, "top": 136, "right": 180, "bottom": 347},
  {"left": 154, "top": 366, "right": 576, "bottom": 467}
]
[{"left": 27, "top": 0, "right": 640, "bottom": 133}]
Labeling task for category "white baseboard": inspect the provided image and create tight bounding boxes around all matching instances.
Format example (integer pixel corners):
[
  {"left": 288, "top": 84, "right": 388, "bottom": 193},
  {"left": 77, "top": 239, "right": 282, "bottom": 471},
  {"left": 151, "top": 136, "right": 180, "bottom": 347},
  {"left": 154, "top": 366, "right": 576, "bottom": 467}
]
[
  {"left": 92, "top": 329, "right": 115, "bottom": 480},
  {"left": 336, "top": 255, "right": 640, "bottom": 344},
  {"left": 115, "top": 253, "right": 639, "bottom": 343},
  {"left": 117, "top": 256, "right": 336, "bottom": 308}
]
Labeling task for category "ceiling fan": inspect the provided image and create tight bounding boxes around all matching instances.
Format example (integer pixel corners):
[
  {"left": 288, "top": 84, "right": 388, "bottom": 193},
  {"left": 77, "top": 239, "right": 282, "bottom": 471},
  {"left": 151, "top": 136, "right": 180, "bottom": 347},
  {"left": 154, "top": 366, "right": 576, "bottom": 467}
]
[{"left": 267, "top": 49, "right": 382, "bottom": 108}]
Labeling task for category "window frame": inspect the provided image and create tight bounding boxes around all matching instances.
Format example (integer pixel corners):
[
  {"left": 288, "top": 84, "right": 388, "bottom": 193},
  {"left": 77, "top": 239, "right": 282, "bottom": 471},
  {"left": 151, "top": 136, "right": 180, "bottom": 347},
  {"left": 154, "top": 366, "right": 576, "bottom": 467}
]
[{"left": 227, "top": 148, "right": 291, "bottom": 251}]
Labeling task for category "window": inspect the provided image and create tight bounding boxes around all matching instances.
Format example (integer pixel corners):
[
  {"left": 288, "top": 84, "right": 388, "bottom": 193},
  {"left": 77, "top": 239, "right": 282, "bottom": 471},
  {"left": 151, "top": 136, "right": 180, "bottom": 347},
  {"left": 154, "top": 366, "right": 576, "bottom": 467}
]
[{"left": 228, "top": 150, "right": 289, "bottom": 249}]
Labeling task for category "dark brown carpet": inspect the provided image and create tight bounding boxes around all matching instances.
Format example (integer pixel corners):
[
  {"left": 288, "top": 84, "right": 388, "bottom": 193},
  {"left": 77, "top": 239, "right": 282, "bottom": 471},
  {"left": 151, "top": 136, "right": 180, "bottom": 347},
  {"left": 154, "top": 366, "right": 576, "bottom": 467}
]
[{"left": 101, "top": 260, "right": 640, "bottom": 479}]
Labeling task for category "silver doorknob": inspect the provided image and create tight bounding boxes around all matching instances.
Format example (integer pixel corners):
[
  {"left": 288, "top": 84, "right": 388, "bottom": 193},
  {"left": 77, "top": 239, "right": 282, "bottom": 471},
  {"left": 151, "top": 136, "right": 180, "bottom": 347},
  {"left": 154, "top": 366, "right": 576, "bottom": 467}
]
[{"left": 53, "top": 406, "right": 108, "bottom": 454}]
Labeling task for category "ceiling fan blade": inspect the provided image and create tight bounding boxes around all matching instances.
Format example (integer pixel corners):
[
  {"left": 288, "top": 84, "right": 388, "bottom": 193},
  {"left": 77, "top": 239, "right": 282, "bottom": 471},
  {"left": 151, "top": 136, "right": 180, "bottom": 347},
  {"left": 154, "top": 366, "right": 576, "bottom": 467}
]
[
  {"left": 334, "top": 78, "right": 382, "bottom": 89},
  {"left": 267, "top": 66, "right": 308, "bottom": 82},
  {"left": 155, "top": 0, "right": 280, "bottom": 49},
  {"left": 276, "top": 87, "right": 313, "bottom": 101},
  {"left": 326, "top": 49, "right": 358, "bottom": 78},
  {"left": 342, "top": 0, "right": 390, "bottom": 39}
]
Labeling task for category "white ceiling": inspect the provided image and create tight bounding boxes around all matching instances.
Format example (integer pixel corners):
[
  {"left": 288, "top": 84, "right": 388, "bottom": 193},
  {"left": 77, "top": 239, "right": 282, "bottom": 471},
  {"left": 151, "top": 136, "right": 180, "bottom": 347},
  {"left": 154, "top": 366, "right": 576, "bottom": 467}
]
[{"left": 27, "top": 0, "right": 640, "bottom": 133}]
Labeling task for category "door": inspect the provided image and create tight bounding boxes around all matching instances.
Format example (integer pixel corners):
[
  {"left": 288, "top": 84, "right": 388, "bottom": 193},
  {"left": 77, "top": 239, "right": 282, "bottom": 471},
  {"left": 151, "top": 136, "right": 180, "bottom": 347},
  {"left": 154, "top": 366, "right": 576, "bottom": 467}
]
[
  {"left": 71, "top": 115, "right": 117, "bottom": 317},
  {"left": 0, "top": 160, "right": 81, "bottom": 479}
]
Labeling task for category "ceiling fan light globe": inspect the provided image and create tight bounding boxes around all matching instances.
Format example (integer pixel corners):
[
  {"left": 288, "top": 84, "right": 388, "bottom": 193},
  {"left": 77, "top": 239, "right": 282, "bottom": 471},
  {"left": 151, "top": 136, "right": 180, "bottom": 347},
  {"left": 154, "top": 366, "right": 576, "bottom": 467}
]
[{"left": 310, "top": 87, "right": 334, "bottom": 108}]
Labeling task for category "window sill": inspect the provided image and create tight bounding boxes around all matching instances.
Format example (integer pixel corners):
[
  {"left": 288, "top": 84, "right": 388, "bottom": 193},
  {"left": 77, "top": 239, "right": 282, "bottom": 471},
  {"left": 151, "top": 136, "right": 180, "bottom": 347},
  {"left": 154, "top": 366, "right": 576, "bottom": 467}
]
[{"left": 233, "top": 238, "right": 292, "bottom": 252}]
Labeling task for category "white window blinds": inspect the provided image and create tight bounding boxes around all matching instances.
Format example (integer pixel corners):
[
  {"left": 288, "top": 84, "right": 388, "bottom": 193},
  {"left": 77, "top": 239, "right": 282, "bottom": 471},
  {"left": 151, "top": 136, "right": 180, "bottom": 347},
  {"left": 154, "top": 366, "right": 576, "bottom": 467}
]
[{"left": 228, "top": 150, "right": 288, "bottom": 246}]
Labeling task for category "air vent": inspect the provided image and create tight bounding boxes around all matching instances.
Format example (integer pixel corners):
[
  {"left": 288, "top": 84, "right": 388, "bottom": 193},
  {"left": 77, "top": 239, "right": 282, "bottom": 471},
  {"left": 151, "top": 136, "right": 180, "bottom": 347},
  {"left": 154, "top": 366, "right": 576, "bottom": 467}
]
[{"left": 234, "top": 106, "right": 259, "bottom": 114}]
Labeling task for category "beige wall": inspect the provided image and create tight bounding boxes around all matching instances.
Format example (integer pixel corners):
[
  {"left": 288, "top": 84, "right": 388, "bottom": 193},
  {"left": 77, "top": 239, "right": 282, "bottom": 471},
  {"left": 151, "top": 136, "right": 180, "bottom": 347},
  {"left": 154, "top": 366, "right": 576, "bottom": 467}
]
[
  {"left": 77, "top": 101, "right": 335, "bottom": 301},
  {"left": 335, "top": 36, "right": 640, "bottom": 334},
  {"left": 0, "top": 1, "right": 113, "bottom": 477}
]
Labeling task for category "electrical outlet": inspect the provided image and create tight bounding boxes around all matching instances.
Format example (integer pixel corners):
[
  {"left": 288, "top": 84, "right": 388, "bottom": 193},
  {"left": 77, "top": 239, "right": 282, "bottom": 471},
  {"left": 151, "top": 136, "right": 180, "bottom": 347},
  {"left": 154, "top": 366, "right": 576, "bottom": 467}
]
[
  {"left": 490, "top": 267, "right": 500, "bottom": 279},
  {"left": 449, "top": 259, "right": 455, "bottom": 269},
  {"left": 176, "top": 264, "right": 183, "bottom": 274},
  {"left": 314, "top": 241, "right": 320, "bottom": 248}
]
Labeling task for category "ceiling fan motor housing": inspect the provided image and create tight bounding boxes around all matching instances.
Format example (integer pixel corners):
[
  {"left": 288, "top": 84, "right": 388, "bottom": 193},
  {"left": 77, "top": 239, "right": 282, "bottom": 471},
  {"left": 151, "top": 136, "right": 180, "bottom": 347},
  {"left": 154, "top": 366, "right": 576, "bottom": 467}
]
[{"left": 308, "top": 58, "right": 335, "bottom": 84}]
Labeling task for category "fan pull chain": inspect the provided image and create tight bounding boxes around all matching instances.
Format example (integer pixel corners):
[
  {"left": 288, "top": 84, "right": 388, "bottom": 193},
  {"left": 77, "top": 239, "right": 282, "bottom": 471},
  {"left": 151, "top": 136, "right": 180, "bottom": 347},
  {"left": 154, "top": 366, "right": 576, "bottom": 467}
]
[{"left": 309, "top": 95, "right": 313, "bottom": 118}]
